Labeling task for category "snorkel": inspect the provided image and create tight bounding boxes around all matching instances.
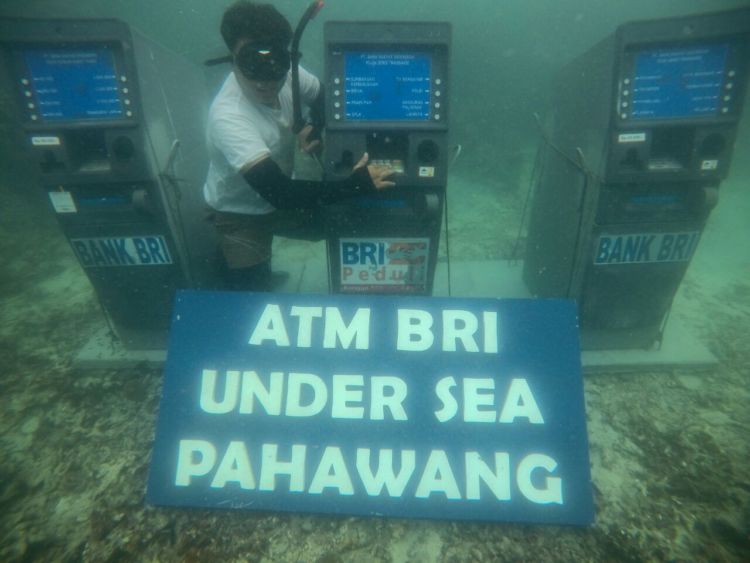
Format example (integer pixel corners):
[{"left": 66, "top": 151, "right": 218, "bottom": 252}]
[{"left": 291, "top": 0, "right": 325, "bottom": 135}]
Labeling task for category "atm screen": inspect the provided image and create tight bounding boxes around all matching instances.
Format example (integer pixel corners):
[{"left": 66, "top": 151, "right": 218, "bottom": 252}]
[
  {"left": 22, "top": 47, "right": 123, "bottom": 121},
  {"left": 630, "top": 43, "right": 729, "bottom": 119},
  {"left": 344, "top": 51, "right": 432, "bottom": 121}
]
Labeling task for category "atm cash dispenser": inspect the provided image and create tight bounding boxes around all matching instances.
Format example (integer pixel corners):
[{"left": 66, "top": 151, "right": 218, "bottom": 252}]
[
  {"left": 0, "top": 18, "right": 215, "bottom": 350},
  {"left": 523, "top": 8, "right": 750, "bottom": 350},
  {"left": 322, "top": 22, "right": 450, "bottom": 295}
]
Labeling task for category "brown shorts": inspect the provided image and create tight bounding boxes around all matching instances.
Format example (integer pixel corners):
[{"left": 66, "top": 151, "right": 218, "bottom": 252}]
[{"left": 210, "top": 208, "right": 324, "bottom": 269}]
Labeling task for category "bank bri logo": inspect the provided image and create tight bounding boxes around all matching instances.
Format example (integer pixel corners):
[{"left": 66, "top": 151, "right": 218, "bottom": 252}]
[
  {"left": 70, "top": 235, "right": 173, "bottom": 267},
  {"left": 594, "top": 231, "right": 701, "bottom": 265}
]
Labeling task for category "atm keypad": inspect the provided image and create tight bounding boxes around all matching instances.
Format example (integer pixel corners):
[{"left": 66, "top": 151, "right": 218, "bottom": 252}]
[{"left": 371, "top": 159, "right": 404, "bottom": 174}]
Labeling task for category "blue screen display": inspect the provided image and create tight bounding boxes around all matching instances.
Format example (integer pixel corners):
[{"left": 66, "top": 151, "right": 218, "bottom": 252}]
[
  {"left": 630, "top": 43, "right": 729, "bottom": 120},
  {"left": 23, "top": 47, "right": 123, "bottom": 121},
  {"left": 344, "top": 52, "right": 431, "bottom": 121}
]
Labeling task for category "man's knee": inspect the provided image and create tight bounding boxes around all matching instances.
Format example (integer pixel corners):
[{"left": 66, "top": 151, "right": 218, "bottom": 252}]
[{"left": 217, "top": 256, "right": 272, "bottom": 292}]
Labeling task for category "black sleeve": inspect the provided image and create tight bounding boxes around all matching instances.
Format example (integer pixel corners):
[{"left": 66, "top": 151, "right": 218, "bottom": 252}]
[{"left": 243, "top": 157, "right": 377, "bottom": 210}]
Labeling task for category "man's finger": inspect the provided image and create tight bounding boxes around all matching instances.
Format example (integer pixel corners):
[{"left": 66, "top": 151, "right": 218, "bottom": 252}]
[
  {"left": 354, "top": 152, "right": 369, "bottom": 170},
  {"left": 370, "top": 165, "right": 396, "bottom": 180},
  {"left": 302, "top": 140, "right": 321, "bottom": 154},
  {"left": 375, "top": 180, "right": 396, "bottom": 189}
]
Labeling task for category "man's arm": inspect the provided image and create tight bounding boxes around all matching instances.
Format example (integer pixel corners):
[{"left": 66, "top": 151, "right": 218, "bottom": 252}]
[{"left": 241, "top": 155, "right": 377, "bottom": 210}]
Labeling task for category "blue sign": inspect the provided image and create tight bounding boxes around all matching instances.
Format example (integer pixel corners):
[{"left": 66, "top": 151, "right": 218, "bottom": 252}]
[
  {"left": 344, "top": 51, "right": 432, "bottom": 121},
  {"left": 147, "top": 291, "right": 593, "bottom": 525}
]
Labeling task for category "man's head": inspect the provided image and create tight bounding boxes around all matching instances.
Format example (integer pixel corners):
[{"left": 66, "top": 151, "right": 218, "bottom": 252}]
[
  {"left": 221, "top": 1, "right": 293, "bottom": 105},
  {"left": 221, "top": 1, "right": 292, "bottom": 53}
]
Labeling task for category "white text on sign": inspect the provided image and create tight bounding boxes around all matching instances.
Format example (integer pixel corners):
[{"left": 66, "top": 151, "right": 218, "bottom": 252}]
[{"left": 248, "top": 304, "right": 500, "bottom": 353}]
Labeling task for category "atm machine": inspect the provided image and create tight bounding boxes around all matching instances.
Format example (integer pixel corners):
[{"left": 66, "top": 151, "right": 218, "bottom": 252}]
[
  {"left": 321, "top": 22, "right": 450, "bottom": 295},
  {"left": 0, "top": 18, "right": 215, "bottom": 350},
  {"left": 523, "top": 8, "right": 750, "bottom": 350}
]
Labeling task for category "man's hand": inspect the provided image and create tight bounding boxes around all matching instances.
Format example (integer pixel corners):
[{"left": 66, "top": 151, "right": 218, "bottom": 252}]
[
  {"left": 354, "top": 152, "right": 396, "bottom": 190},
  {"left": 298, "top": 124, "right": 322, "bottom": 155}
]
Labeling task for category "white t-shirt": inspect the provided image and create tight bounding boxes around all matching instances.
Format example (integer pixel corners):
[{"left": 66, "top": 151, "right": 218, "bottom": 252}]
[{"left": 203, "top": 67, "right": 320, "bottom": 215}]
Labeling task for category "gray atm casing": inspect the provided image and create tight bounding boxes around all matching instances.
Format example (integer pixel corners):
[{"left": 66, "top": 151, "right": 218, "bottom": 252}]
[
  {"left": 0, "top": 18, "right": 215, "bottom": 349},
  {"left": 322, "top": 21, "right": 450, "bottom": 295},
  {"left": 523, "top": 8, "right": 750, "bottom": 350}
]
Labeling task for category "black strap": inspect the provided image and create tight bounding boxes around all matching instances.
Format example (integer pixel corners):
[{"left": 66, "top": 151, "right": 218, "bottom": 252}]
[
  {"left": 243, "top": 158, "right": 376, "bottom": 209},
  {"left": 307, "top": 85, "right": 325, "bottom": 142}
]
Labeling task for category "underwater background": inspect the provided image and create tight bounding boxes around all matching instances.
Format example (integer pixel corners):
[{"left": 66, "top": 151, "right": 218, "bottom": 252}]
[{"left": 1, "top": 0, "right": 749, "bottom": 561}]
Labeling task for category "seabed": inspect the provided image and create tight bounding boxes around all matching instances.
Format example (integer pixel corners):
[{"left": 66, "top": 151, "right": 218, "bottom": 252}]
[{"left": 1, "top": 161, "right": 749, "bottom": 561}]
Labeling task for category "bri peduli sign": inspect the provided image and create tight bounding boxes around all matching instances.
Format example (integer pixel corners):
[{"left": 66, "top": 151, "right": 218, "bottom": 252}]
[{"left": 146, "top": 291, "right": 594, "bottom": 525}]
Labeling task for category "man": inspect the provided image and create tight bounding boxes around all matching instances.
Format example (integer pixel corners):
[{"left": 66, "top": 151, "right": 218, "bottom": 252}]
[{"left": 204, "top": 1, "right": 394, "bottom": 291}]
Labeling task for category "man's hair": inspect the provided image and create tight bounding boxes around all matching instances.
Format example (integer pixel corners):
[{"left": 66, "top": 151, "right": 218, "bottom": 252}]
[{"left": 221, "top": 1, "right": 293, "bottom": 52}]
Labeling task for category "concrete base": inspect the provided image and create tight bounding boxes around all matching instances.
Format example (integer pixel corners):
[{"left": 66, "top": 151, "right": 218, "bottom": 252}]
[
  {"left": 76, "top": 255, "right": 717, "bottom": 374},
  {"left": 75, "top": 326, "right": 166, "bottom": 370},
  {"left": 580, "top": 320, "right": 717, "bottom": 374}
]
